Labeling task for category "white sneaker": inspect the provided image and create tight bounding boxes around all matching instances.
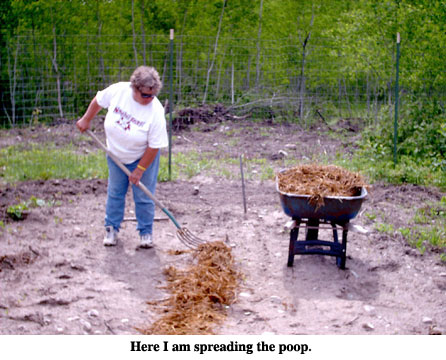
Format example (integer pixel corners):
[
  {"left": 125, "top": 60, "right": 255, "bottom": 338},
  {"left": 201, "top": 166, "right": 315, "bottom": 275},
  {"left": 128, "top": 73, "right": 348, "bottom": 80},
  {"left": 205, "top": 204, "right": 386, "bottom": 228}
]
[
  {"left": 103, "top": 226, "right": 118, "bottom": 246},
  {"left": 140, "top": 233, "right": 153, "bottom": 248}
]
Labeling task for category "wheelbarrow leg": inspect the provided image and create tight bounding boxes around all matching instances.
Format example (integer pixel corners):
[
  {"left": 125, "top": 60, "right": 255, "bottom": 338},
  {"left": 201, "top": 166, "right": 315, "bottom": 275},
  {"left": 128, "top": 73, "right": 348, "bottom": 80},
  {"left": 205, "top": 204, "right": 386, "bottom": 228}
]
[
  {"left": 332, "top": 221, "right": 347, "bottom": 269},
  {"left": 338, "top": 224, "right": 348, "bottom": 269},
  {"left": 305, "top": 218, "right": 319, "bottom": 241},
  {"left": 334, "top": 223, "right": 348, "bottom": 269},
  {"left": 288, "top": 218, "right": 300, "bottom": 267}
]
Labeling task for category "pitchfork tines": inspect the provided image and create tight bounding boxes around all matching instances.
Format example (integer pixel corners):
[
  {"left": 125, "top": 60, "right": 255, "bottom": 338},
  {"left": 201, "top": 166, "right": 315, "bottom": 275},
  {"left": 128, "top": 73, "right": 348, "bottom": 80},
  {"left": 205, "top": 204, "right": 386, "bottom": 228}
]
[{"left": 177, "top": 227, "right": 206, "bottom": 248}]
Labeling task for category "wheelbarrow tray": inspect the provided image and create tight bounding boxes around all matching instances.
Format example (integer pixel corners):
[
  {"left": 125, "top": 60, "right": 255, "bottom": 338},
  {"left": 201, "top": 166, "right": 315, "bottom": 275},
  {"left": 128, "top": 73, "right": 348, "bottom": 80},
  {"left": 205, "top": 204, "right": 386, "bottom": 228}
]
[{"left": 276, "top": 175, "right": 368, "bottom": 222}]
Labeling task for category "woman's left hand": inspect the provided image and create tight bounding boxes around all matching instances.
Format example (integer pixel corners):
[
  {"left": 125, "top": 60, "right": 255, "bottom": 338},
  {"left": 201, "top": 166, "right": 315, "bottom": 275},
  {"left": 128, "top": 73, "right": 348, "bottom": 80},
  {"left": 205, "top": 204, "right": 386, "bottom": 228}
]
[{"left": 129, "top": 168, "right": 144, "bottom": 185}]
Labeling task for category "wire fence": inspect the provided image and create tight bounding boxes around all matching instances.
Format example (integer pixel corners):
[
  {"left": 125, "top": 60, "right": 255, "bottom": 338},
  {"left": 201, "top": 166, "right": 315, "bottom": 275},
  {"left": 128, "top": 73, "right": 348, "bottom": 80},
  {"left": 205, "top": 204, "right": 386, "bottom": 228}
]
[{"left": 1, "top": 33, "right": 444, "bottom": 127}]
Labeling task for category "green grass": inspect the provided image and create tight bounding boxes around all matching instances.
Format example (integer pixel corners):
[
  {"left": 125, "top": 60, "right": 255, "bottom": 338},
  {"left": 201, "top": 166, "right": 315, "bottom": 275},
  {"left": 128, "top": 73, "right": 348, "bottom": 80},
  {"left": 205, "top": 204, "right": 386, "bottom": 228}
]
[
  {"left": 0, "top": 143, "right": 174, "bottom": 183},
  {"left": 0, "top": 143, "right": 108, "bottom": 182},
  {"left": 374, "top": 222, "right": 395, "bottom": 235},
  {"left": 259, "top": 127, "right": 272, "bottom": 137},
  {"left": 8, "top": 139, "right": 433, "bottom": 188},
  {"left": 398, "top": 197, "right": 446, "bottom": 259},
  {"left": 334, "top": 152, "right": 446, "bottom": 190},
  {"left": 0, "top": 142, "right": 277, "bottom": 185},
  {"left": 173, "top": 151, "right": 217, "bottom": 179},
  {"left": 158, "top": 155, "right": 177, "bottom": 182},
  {"left": 0, "top": 142, "right": 177, "bottom": 183},
  {"left": 364, "top": 211, "right": 377, "bottom": 221},
  {"left": 2, "top": 131, "right": 444, "bottom": 190},
  {"left": 172, "top": 150, "right": 275, "bottom": 181}
]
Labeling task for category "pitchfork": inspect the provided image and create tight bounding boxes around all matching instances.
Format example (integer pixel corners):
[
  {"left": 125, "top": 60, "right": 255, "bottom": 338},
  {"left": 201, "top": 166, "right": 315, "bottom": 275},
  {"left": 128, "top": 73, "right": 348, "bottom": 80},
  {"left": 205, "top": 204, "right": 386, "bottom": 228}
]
[{"left": 86, "top": 129, "right": 205, "bottom": 248}]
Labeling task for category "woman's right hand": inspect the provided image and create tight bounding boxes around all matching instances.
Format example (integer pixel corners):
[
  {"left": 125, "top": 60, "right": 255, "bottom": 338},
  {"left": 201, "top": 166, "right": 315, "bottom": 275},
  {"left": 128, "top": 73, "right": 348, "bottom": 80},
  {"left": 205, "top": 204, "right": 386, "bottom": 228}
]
[
  {"left": 76, "top": 117, "right": 90, "bottom": 132},
  {"left": 76, "top": 97, "right": 101, "bottom": 133}
]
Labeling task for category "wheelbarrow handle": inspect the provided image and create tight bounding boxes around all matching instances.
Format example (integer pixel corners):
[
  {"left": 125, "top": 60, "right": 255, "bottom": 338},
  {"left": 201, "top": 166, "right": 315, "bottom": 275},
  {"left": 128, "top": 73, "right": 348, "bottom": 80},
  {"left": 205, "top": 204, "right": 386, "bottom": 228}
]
[{"left": 86, "top": 129, "right": 182, "bottom": 230}]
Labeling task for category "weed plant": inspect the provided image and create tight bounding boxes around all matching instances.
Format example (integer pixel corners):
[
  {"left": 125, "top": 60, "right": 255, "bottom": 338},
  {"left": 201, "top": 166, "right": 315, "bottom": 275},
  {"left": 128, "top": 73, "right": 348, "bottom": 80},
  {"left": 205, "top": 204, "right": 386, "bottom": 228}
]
[{"left": 6, "top": 196, "right": 59, "bottom": 221}]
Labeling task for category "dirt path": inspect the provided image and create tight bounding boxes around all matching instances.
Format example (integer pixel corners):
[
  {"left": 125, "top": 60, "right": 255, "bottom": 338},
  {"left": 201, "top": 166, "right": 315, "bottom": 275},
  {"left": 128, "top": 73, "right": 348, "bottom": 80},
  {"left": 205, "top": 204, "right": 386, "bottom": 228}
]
[{"left": 1, "top": 122, "right": 445, "bottom": 335}]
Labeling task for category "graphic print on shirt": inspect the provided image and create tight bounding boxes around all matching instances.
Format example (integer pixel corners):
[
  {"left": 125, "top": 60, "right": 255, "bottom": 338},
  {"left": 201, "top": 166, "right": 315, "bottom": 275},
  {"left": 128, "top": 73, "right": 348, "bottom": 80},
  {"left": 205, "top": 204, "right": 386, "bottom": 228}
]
[
  {"left": 116, "top": 116, "right": 131, "bottom": 131},
  {"left": 113, "top": 106, "right": 145, "bottom": 132}
]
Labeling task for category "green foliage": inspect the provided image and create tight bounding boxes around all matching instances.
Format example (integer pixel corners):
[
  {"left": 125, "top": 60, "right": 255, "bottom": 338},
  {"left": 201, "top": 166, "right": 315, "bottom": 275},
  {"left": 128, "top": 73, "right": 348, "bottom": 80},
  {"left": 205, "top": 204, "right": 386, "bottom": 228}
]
[
  {"left": 2, "top": 0, "right": 446, "bottom": 126},
  {"left": 398, "top": 197, "right": 446, "bottom": 257},
  {"left": 337, "top": 99, "right": 446, "bottom": 189},
  {"left": 158, "top": 154, "right": 178, "bottom": 182},
  {"left": 363, "top": 99, "right": 446, "bottom": 165},
  {"left": 397, "top": 100, "right": 446, "bottom": 164},
  {"left": 5, "top": 195, "right": 54, "bottom": 221},
  {"left": 7, "top": 202, "right": 29, "bottom": 220}
]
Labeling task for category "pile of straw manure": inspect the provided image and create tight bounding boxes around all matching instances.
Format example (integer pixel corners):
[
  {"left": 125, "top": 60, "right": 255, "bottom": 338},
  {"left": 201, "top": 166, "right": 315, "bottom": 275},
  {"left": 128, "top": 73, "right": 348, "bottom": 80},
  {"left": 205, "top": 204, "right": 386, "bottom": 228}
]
[
  {"left": 139, "top": 241, "right": 240, "bottom": 335},
  {"left": 277, "top": 164, "right": 368, "bottom": 208}
]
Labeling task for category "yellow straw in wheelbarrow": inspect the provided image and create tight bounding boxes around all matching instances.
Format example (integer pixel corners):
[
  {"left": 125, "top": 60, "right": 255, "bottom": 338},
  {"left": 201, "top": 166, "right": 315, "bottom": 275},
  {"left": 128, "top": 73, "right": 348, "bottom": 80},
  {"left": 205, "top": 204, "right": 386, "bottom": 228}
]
[{"left": 277, "top": 164, "right": 368, "bottom": 209}]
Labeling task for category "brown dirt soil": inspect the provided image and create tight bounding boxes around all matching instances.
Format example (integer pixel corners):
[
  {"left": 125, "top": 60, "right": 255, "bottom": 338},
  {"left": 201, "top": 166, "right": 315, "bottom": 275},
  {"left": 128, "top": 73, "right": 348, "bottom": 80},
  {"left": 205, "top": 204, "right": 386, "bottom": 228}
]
[{"left": 0, "top": 121, "right": 445, "bottom": 335}]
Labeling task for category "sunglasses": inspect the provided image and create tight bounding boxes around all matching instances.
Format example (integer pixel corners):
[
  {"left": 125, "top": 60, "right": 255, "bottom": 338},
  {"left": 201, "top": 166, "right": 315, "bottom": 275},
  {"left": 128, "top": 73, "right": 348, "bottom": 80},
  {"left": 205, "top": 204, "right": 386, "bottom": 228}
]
[
  {"left": 140, "top": 92, "right": 155, "bottom": 99},
  {"left": 137, "top": 88, "right": 155, "bottom": 99}
]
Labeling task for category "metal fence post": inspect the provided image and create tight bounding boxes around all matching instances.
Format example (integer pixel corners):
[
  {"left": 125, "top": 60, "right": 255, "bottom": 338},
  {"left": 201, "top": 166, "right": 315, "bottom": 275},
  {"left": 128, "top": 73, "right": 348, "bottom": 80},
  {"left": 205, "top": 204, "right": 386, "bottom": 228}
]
[
  {"left": 168, "top": 29, "right": 174, "bottom": 180},
  {"left": 393, "top": 32, "right": 401, "bottom": 165}
]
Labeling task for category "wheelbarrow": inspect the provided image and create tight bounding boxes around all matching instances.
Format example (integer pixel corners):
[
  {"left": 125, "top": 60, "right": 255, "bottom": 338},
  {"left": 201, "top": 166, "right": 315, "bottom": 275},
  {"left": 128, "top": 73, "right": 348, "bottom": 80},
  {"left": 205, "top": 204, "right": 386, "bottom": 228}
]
[{"left": 276, "top": 170, "right": 368, "bottom": 269}]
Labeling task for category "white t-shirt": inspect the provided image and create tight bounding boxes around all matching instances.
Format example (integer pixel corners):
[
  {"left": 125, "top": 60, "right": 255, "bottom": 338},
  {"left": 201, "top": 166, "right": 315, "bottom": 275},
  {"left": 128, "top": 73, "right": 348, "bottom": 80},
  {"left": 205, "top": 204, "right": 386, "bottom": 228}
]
[{"left": 96, "top": 82, "right": 168, "bottom": 164}]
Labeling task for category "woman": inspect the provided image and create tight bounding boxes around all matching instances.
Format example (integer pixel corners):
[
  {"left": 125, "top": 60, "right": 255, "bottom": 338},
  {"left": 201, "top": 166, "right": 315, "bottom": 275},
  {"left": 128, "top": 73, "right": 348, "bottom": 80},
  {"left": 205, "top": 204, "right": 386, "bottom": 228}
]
[{"left": 76, "top": 66, "right": 168, "bottom": 248}]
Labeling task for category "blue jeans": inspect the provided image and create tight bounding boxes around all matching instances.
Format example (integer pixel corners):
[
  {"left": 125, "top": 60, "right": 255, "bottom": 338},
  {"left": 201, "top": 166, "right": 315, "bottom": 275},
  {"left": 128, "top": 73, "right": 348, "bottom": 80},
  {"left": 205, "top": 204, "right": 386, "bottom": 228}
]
[{"left": 105, "top": 152, "right": 160, "bottom": 235}]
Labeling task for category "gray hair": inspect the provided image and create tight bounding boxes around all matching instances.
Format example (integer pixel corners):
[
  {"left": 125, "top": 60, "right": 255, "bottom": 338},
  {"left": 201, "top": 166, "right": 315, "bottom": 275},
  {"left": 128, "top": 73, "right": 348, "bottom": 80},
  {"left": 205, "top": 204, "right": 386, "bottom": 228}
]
[{"left": 130, "top": 66, "right": 162, "bottom": 94}]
